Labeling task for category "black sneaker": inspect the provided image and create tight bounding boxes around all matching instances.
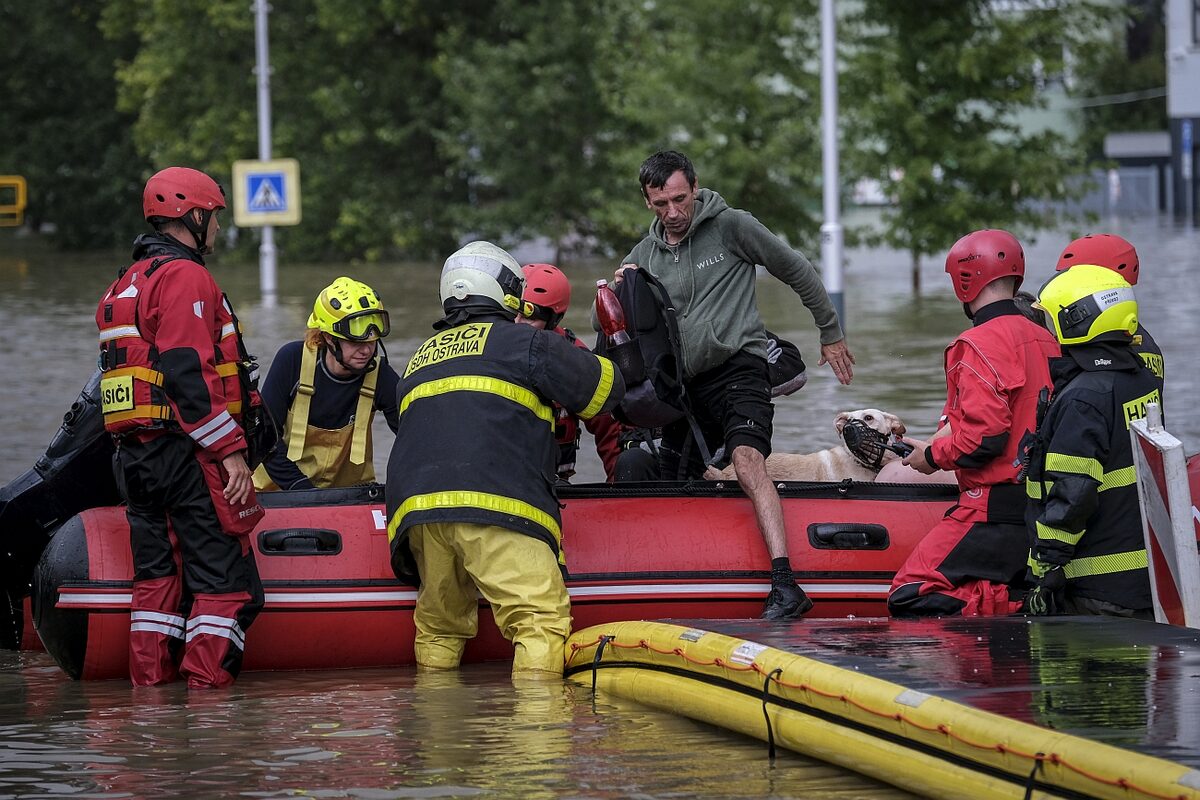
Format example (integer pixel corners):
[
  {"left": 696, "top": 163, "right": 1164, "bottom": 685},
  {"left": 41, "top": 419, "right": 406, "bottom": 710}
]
[{"left": 760, "top": 581, "right": 814, "bottom": 620}]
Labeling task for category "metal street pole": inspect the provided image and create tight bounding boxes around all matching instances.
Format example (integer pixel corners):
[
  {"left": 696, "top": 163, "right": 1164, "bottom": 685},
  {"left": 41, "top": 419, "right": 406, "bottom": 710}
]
[
  {"left": 254, "top": 0, "right": 277, "bottom": 307},
  {"left": 820, "top": 0, "right": 845, "bottom": 331},
  {"left": 1184, "top": 120, "right": 1195, "bottom": 229}
]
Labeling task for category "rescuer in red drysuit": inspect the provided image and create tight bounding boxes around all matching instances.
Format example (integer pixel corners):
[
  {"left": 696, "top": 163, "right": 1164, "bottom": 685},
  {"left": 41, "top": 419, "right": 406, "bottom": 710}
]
[
  {"left": 96, "top": 167, "right": 266, "bottom": 687},
  {"left": 888, "top": 229, "right": 1060, "bottom": 616}
]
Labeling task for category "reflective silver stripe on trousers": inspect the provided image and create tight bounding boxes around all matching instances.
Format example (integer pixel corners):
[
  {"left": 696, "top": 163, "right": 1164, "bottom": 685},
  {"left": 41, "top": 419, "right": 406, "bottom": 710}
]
[{"left": 185, "top": 614, "right": 246, "bottom": 649}]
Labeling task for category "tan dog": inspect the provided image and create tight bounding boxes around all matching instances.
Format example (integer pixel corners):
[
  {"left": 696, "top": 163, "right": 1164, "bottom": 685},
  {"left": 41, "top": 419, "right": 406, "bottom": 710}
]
[{"left": 706, "top": 409, "right": 907, "bottom": 482}]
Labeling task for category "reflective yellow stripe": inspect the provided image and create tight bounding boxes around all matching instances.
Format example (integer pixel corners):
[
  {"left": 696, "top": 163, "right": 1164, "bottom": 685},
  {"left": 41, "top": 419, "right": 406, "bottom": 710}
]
[
  {"left": 104, "top": 404, "right": 174, "bottom": 424},
  {"left": 1028, "top": 466, "right": 1134, "bottom": 499},
  {"left": 103, "top": 365, "right": 165, "bottom": 387},
  {"left": 398, "top": 376, "right": 553, "bottom": 426},
  {"left": 1064, "top": 549, "right": 1148, "bottom": 579},
  {"left": 1036, "top": 521, "right": 1083, "bottom": 546},
  {"left": 104, "top": 363, "right": 235, "bottom": 382},
  {"left": 1097, "top": 465, "right": 1136, "bottom": 492},
  {"left": 579, "top": 356, "right": 616, "bottom": 420},
  {"left": 387, "top": 490, "right": 561, "bottom": 546},
  {"left": 349, "top": 360, "right": 379, "bottom": 466},
  {"left": 106, "top": 401, "right": 240, "bottom": 421},
  {"left": 288, "top": 346, "right": 319, "bottom": 461},
  {"left": 1044, "top": 453, "right": 1103, "bottom": 481}
]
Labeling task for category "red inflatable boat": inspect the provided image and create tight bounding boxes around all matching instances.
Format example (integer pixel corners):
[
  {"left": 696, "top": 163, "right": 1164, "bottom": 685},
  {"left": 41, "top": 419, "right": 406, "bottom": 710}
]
[
  {"left": 32, "top": 450, "right": 1200, "bottom": 681},
  {"left": 33, "top": 480, "right": 959, "bottom": 679}
]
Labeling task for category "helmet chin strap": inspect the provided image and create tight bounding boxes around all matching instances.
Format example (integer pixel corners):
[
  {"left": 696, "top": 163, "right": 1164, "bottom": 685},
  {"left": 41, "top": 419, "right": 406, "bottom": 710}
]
[
  {"left": 324, "top": 335, "right": 375, "bottom": 376},
  {"left": 180, "top": 209, "right": 214, "bottom": 254},
  {"left": 962, "top": 302, "right": 976, "bottom": 321}
]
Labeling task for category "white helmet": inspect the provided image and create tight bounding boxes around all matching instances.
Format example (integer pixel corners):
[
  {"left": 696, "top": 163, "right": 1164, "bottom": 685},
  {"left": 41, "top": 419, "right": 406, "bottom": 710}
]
[{"left": 439, "top": 241, "right": 525, "bottom": 318}]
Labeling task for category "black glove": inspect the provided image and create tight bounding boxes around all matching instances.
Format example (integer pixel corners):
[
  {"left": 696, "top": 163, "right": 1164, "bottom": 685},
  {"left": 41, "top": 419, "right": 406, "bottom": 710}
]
[{"left": 1024, "top": 564, "right": 1066, "bottom": 616}]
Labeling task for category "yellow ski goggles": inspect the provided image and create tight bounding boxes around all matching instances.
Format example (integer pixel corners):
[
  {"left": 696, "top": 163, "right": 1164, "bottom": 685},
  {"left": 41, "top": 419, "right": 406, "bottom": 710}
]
[{"left": 332, "top": 309, "right": 391, "bottom": 342}]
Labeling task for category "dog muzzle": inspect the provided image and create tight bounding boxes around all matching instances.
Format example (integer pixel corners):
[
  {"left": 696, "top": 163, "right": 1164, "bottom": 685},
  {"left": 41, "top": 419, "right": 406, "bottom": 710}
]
[{"left": 841, "top": 418, "right": 908, "bottom": 471}]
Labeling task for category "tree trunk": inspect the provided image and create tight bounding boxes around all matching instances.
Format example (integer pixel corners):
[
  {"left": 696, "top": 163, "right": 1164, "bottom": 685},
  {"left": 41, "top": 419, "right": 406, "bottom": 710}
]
[{"left": 911, "top": 250, "right": 921, "bottom": 294}]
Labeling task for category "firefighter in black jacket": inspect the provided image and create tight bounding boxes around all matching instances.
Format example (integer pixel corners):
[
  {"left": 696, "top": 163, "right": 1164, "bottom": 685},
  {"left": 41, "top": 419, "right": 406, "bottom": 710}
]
[
  {"left": 1025, "top": 265, "right": 1160, "bottom": 618},
  {"left": 385, "top": 241, "right": 625, "bottom": 679}
]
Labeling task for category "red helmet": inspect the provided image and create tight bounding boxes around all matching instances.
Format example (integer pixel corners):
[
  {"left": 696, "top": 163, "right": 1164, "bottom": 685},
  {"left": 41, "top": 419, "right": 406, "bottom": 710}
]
[
  {"left": 1054, "top": 233, "right": 1139, "bottom": 286},
  {"left": 143, "top": 167, "right": 225, "bottom": 223},
  {"left": 521, "top": 263, "right": 571, "bottom": 322},
  {"left": 944, "top": 229, "right": 1025, "bottom": 303}
]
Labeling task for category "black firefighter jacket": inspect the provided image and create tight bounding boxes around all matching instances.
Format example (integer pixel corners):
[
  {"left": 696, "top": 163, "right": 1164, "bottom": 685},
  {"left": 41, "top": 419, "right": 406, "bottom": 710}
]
[
  {"left": 385, "top": 312, "right": 624, "bottom": 582},
  {"left": 1025, "top": 342, "right": 1161, "bottom": 611}
]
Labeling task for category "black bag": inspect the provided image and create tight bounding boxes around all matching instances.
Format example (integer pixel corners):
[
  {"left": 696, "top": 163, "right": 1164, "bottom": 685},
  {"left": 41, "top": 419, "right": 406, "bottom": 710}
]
[
  {"left": 593, "top": 269, "right": 688, "bottom": 429},
  {"left": 241, "top": 399, "right": 278, "bottom": 470},
  {"left": 765, "top": 333, "right": 807, "bottom": 397}
]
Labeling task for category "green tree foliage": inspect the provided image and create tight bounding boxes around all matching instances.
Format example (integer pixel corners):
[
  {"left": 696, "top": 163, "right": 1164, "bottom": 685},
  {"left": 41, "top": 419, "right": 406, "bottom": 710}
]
[
  {"left": 436, "top": 0, "right": 636, "bottom": 256},
  {"left": 0, "top": 0, "right": 144, "bottom": 248},
  {"left": 597, "top": 0, "right": 823, "bottom": 256},
  {"left": 1070, "top": 0, "right": 1166, "bottom": 159},
  {"left": 843, "top": 0, "right": 1101, "bottom": 287},
  {"left": 102, "top": 0, "right": 491, "bottom": 260},
  {"left": 5, "top": 0, "right": 1126, "bottom": 264}
]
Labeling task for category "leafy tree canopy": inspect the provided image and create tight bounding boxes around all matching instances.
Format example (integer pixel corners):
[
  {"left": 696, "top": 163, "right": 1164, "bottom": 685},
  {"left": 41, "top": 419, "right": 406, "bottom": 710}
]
[{"left": 842, "top": 0, "right": 1110, "bottom": 279}]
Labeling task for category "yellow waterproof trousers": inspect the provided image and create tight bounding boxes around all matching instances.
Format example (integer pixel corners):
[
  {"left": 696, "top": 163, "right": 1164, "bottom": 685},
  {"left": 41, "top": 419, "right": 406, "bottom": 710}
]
[{"left": 408, "top": 521, "right": 571, "bottom": 678}]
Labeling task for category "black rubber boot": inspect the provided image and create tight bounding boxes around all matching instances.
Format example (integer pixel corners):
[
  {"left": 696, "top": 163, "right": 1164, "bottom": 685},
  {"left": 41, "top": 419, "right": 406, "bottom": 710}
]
[{"left": 760, "top": 580, "right": 814, "bottom": 620}]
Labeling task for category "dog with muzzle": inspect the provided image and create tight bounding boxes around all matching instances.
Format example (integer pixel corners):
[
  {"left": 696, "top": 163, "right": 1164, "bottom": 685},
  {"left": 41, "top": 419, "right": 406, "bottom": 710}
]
[{"left": 705, "top": 408, "right": 910, "bottom": 483}]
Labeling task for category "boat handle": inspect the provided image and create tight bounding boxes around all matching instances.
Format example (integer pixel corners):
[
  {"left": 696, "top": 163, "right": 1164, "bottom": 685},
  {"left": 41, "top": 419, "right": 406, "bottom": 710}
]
[
  {"left": 807, "top": 523, "right": 889, "bottom": 550},
  {"left": 258, "top": 528, "right": 343, "bottom": 556}
]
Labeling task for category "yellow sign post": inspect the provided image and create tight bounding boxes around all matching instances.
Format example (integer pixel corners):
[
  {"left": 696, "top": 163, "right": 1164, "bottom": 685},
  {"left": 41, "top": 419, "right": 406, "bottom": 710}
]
[
  {"left": 0, "top": 176, "right": 28, "bottom": 227},
  {"left": 231, "top": 158, "right": 301, "bottom": 227}
]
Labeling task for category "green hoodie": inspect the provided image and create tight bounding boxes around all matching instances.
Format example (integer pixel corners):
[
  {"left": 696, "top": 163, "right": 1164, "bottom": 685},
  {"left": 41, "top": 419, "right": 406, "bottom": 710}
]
[{"left": 622, "top": 188, "right": 843, "bottom": 379}]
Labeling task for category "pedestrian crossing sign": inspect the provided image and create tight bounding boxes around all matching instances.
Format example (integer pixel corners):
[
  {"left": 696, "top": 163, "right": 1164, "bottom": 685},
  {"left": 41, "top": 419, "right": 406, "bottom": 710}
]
[{"left": 232, "top": 158, "right": 301, "bottom": 227}]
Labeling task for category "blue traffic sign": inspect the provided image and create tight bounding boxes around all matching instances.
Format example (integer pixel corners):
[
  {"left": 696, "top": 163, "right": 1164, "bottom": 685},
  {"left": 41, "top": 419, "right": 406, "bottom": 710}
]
[
  {"left": 247, "top": 173, "right": 287, "bottom": 212},
  {"left": 232, "top": 159, "right": 301, "bottom": 226}
]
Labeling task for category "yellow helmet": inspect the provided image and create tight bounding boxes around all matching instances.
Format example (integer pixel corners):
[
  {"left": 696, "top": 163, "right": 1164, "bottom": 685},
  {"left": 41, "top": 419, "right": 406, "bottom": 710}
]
[
  {"left": 1035, "top": 264, "right": 1137, "bottom": 346},
  {"left": 307, "top": 277, "right": 390, "bottom": 341}
]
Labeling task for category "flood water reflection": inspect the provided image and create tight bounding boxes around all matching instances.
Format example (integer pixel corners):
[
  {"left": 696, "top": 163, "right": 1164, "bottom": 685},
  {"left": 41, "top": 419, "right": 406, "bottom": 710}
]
[{"left": 0, "top": 652, "right": 916, "bottom": 798}]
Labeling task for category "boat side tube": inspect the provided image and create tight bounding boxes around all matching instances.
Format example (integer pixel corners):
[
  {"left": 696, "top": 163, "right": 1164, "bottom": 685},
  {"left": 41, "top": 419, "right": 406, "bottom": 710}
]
[{"left": 566, "top": 620, "right": 1200, "bottom": 800}]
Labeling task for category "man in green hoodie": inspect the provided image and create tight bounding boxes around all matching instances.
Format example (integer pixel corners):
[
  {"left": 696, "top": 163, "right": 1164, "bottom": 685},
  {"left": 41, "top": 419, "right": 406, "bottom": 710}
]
[{"left": 614, "top": 150, "right": 855, "bottom": 619}]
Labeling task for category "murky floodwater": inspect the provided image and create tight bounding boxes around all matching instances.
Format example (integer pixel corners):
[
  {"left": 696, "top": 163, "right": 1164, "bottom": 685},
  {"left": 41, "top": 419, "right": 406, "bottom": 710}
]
[
  {"left": 0, "top": 652, "right": 915, "bottom": 799},
  {"left": 0, "top": 214, "right": 1197, "bottom": 798},
  {"left": 3, "top": 214, "right": 1196, "bottom": 487}
]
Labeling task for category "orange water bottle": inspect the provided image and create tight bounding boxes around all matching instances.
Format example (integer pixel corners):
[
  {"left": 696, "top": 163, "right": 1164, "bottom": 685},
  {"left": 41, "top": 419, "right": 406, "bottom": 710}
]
[{"left": 595, "top": 280, "right": 631, "bottom": 346}]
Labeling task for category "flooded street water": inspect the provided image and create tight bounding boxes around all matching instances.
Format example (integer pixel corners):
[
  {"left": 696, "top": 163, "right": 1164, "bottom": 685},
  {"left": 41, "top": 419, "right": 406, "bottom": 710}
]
[
  {"left": 0, "top": 652, "right": 916, "bottom": 799},
  {"left": 0, "top": 215, "right": 1196, "bottom": 797}
]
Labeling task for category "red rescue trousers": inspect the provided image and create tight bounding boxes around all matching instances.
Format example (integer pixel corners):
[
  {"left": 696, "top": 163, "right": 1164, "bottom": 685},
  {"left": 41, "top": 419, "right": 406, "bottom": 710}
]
[
  {"left": 115, "top": 433, "right": 263, "bottom": 688},
  {"left": 888, "top": 485, "right": 1028, "bottom": 617}
]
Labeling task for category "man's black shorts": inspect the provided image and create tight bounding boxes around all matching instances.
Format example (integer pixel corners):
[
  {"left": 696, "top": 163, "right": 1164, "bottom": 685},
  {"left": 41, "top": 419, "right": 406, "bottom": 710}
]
[{"left": 659, "top": 351, "right": 773, "bottom": 478}]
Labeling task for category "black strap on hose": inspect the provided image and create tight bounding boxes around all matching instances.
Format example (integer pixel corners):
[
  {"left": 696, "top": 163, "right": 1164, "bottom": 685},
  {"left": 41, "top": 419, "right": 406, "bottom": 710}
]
[
  {"left": 591, "top": 635, "right": 614, "bottom": 711},
  {"left": 761, "top": 667, "right": 783, "bottom": 762},
  {"left": 1022, "top": 754, "right": 1044, "bottom": 800}
]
